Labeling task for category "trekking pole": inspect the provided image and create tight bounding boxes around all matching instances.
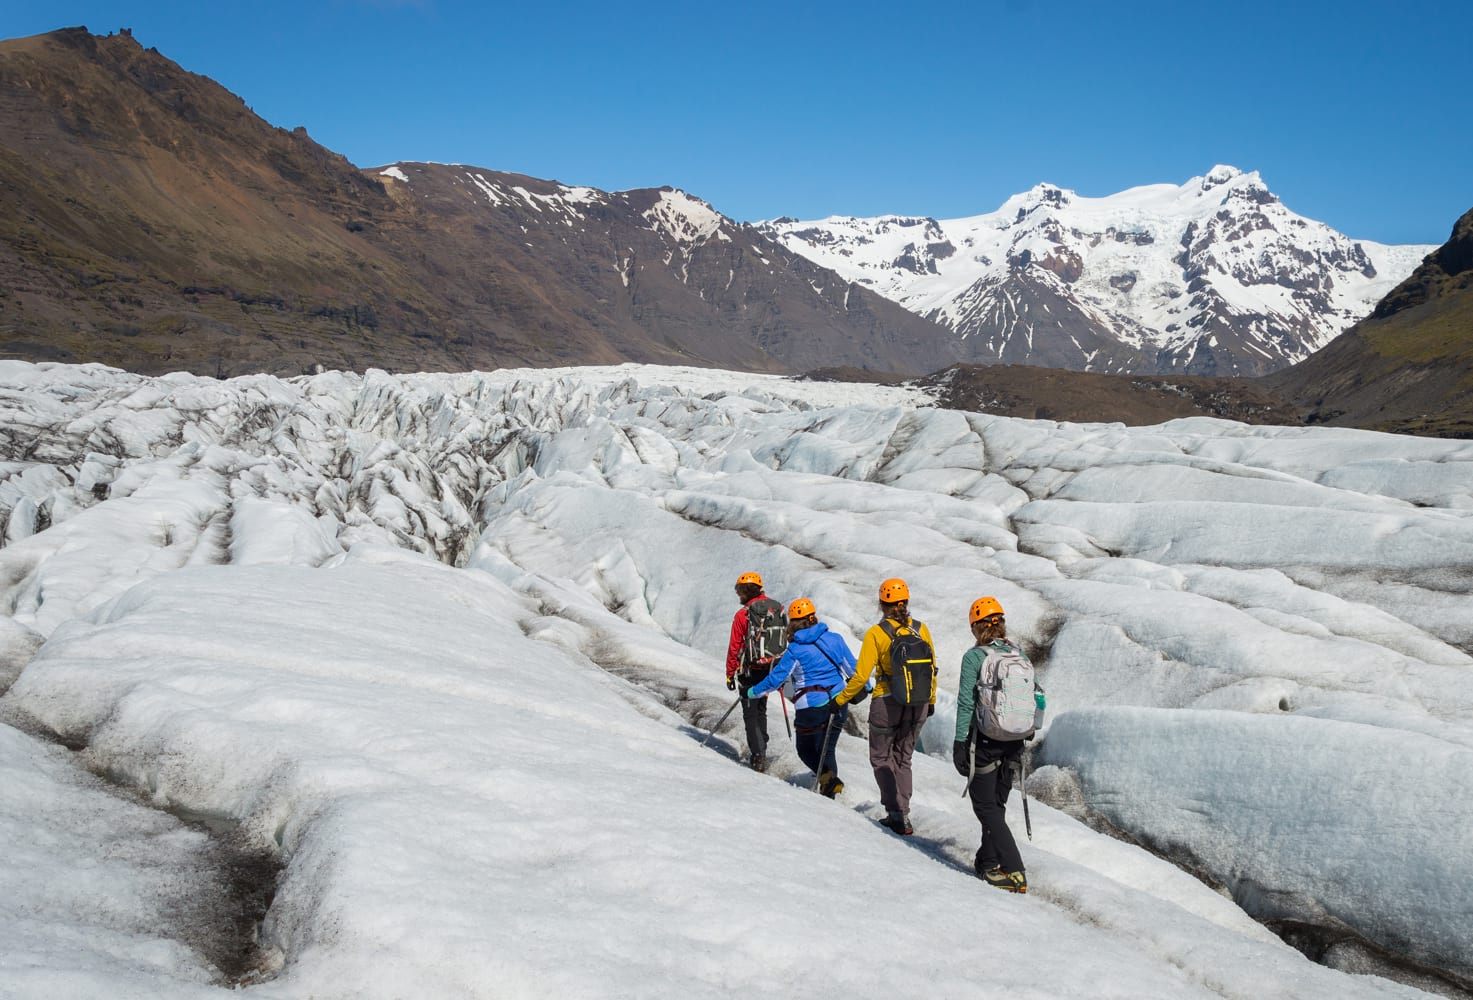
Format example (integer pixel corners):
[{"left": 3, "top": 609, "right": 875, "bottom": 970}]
[
  {"left": 1020, "top": 752, "right": 1032, "bottom": 841},
  {"left": 778, "top": 692, "right": 792, "bottom": 739},
  {"left": 699, "top": 697, "right": 742, "bottom": 748}
]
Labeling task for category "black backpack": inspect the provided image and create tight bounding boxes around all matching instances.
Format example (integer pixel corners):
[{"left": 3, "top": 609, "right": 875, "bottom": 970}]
[
  {"left": 880, "top": 619, "right": 934, "bottom": 706},
  {"left": 742, "top": 598, "right": 788, "bottom": 669}
]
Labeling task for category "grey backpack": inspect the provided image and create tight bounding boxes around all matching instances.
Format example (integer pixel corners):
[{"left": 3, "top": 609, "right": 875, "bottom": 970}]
[{"left": 974, "top": 641, "right": 1037, "bottom": 741}]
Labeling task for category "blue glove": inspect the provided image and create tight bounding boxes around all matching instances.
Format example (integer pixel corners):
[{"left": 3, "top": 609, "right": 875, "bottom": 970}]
[
  {"left": 745, "top": 687, "right": 761, "bottom": 700},
  {"left": 1035, "top": 690, "right": 1047, "bottom": 711}
]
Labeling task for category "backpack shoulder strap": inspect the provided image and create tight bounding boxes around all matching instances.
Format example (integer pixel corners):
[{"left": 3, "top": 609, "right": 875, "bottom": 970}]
[
  {"left": 879, "top": 617, "right": 915, "bottom": 639},
  {"left": 813, "top": 642, "right": 841, "bottom": 670}
]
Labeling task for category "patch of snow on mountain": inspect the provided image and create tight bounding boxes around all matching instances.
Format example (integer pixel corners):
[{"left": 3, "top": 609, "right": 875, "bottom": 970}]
[
  {"left": 642, "top": 189, "right": 731, "bottom": 246},
  {"left": 466, "top": 171, "right": 505, "bottom": 205}
]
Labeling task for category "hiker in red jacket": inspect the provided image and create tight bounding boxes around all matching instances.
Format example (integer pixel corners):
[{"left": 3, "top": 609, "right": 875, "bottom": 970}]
[{"left": 727, "top": 571, "right": 784, "bottom": 772}]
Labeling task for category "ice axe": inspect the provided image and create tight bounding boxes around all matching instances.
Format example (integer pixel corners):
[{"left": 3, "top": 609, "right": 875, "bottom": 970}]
[{"left": 1019, "top": 751, "right": 1032, "bottom": 841}]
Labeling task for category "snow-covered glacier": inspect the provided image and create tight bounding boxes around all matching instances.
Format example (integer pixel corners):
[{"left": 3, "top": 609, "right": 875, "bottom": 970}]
[{"left": 1, "top": 359, "right": 1470, "bottom": 998}]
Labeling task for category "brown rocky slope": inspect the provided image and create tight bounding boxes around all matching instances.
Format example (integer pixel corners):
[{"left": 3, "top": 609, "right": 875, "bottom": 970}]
[
  {"left": 1265, "top": 207, "right": 1473, "bottom": 437},
  {"left": 0, "top": 27, "right": 956, "bottom": 377}
]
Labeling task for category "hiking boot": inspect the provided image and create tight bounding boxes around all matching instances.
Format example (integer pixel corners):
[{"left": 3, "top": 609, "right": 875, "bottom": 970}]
[
  {"left": 749, "top": 754, "right": 768, "bottom": 773},
  {"left": 880, "top": 812, "right": 913, "bottom": 835},
  {"left": 819, "top": 772, "right": 844, "bottom": 798},
  {"left": 980, "top": 867, "right": 1028, "bottom": 893}
]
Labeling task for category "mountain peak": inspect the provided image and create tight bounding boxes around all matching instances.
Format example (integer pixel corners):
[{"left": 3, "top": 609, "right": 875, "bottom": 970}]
[
  {"left": 1028, "top": 182, "right": 1072, "bottom": 208},
  {"left": 635, "top": 188, "right": 727, "bottom": 245},
  {"left": 1202, "top": 164, "right": 1245, "bottom": 189}
]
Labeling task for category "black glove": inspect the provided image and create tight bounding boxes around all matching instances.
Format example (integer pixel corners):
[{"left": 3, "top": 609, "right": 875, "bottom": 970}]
[
  {"left": 827, "top": 697, "right": 844, "bottom": 715},
  {"left": 927, "top": 703, "right": 936, "bottom": 718},
  {"left": 725, "top": 674, "right": 736, "bottom": 691},
  {"left": 952, "top": 740, "right": 970, "bottom": 777}
]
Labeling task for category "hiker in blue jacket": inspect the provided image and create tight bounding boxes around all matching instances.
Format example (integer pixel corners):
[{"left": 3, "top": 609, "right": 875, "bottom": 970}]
[{"left": 746, "top": 597, "right": 859, "bottom": 798}]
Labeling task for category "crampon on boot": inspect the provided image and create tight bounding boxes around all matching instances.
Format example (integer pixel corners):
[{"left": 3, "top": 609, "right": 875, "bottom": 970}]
[
  {"left": 879, "top": 812, "right": 913, "bottom": 835},
  {"left": 980, "top": 867, "right": 1027, "bottom": 893}
]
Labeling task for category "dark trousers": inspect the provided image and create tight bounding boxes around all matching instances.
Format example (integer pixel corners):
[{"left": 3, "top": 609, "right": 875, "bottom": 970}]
[
  {"left": 967, "top": 750, "right": 1024, "bottom": 874},
  {"left": 868, "top": 696, "right": 927, "bottom": 815},
  {"left": 738, "top": 666, "right": 770, "bottom": 759},
  {"left": 794, "top": 703, "right": 847, "bottom": 777}
]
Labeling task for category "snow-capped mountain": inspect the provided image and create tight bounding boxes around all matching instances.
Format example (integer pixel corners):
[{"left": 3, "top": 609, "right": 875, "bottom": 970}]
[{"left": 759, "top": 167, "right": 1436, "bottom": 376}]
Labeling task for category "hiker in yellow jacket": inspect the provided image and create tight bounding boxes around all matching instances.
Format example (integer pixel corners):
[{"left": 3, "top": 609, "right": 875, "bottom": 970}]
[{"left": 830, "top": 577, "right": 937, "bottom": 835}]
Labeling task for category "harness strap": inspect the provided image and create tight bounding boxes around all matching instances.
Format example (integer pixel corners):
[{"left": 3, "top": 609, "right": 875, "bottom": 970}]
[{"left": 961, "top": 738, "right": 1002, "bottom": 797}]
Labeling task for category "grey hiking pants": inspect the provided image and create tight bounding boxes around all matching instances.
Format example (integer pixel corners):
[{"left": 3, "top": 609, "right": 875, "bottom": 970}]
[{"left": 868, "top": 696, "right": 927, "bottom": 815}]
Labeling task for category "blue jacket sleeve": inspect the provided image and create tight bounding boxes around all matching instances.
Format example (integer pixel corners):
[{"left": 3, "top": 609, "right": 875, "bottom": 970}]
[{"left": 747, "top": 648, "right": 798, "bottom": 699}]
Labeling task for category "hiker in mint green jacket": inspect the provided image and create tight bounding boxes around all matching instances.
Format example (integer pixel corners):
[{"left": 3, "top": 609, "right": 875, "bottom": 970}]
[{"left": 953, "top": 596, "right": 1042, "bottom": 894}]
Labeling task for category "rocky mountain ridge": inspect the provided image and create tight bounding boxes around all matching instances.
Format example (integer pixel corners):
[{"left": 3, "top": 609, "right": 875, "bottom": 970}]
[
  {"left": 1, "top": 26, "right": 1467, "bottom": 437},
  {"left": 0, "top": 27, "right": 954, "bottom": 378},
  {"left": 759, "top": 168, "right": 1434, "bottom": 377}
]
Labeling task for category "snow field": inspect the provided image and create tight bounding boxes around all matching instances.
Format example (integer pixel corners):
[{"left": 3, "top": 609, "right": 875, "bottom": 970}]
[
  {"left": 2, "top": 551, "right": 1434, "bottom": 999},
  {"left": 2, "top": 359, "right": 1471, "bottom": 996}
]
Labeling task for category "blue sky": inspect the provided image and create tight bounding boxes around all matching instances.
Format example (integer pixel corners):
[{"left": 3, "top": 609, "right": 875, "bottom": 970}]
[{"left": 5, "top": 0, "right": 1469, "bottom": 245}]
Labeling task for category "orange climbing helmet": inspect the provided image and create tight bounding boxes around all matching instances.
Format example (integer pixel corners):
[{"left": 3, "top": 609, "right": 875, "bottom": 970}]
[
  {"left": 970, "top": 596, "right": 1005, "bottom": 624},
  {"left": 788, "top": 597, "right": 816, "bottom": 621},
  {"left": 736, "top": 571, "right": 763, "bottom": 588},
  {"left": 879, "top": 578, "right": 910, "bottom": 603}
]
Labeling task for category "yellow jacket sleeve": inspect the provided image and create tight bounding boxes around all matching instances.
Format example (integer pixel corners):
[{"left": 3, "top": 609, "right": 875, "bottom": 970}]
[{"left": 835, "top": 624, "right": 887, "bottom": 705}]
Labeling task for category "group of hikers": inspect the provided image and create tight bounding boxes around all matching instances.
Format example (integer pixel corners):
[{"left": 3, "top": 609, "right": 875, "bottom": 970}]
[{"left": 723, "top": 572, "right": 1043, "bottom": 894}]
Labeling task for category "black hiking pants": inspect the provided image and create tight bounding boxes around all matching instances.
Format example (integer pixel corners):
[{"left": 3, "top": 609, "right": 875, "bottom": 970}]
[
  {"left": 958, "top": 741, "right": 1024, "bottom": 874},
  {"left": 794, "top": 702, "right": 847, "bottom": 777},
  {"left": 738, "top": 666, "right": 770, "bottom": 761}
]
